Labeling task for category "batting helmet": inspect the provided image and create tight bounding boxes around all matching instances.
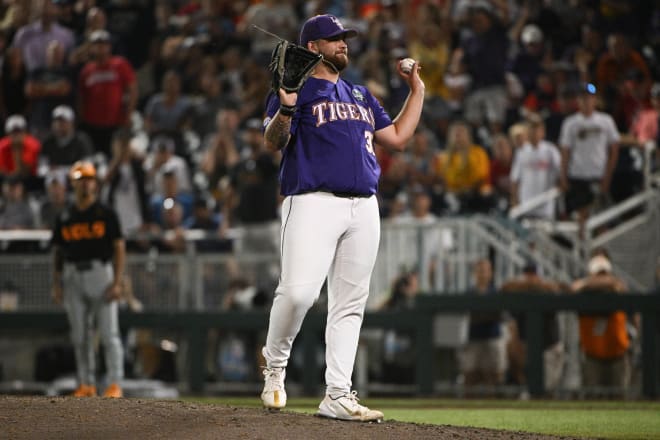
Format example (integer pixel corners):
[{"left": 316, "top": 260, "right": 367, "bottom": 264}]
[{"left": 69, "top": 161, "right": 97, "bottom": 180}]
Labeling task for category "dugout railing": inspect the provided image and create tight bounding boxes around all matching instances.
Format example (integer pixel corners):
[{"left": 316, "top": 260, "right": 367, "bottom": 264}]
[{"left": 2, "top": 292, "right": 658, "bottom": 399}]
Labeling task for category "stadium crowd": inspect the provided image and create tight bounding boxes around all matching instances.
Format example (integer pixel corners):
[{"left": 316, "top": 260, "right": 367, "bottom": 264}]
[
  {"left": 0, "top": 0, "right": 658, "bottom": 396},
  {"left": 0, "top": 0, "right": 658, "bottom": 239}
]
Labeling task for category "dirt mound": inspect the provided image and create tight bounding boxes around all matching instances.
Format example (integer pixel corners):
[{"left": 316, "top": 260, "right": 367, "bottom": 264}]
[{"left": 1, "top": 395, "right": 573, "bottom": 440}]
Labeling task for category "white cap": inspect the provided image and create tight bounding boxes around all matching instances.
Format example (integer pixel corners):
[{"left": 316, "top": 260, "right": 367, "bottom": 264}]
[
  {"left": 521, "top": 24, "right": 543, "bottom": 45},
  {"left": 89, "top": 29, "right": 111, "bottom": 43},
  {"left": 588, "top": 255, "right": 612, "bottom": 275},
  {"left": 5, "top": 115, "right": 27, "bottom": 133},
  {"left": 52, "top": 105, "right": 75, "bottom": 122}
]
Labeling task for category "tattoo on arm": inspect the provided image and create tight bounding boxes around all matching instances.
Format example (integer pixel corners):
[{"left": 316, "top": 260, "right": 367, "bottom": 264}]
[{"left": 265, "top": 113, "right": 292, "bottom": 150}]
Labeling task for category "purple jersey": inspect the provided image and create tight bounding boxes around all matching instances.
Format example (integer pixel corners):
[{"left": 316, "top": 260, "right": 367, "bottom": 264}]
[{"left": 265, "top": 77, "right": 392, "bottom": 196}]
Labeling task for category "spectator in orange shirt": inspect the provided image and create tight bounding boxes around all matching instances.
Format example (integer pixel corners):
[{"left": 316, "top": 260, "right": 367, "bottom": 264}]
[
  {"left": 572, "top": 251, "right": 639, "bottom": 397},
  {"left": 0, "top": 115, "right": 41, "bottom": 180},
  {"left": 595, "top": 33, "right": 651, "bottom": 117}
]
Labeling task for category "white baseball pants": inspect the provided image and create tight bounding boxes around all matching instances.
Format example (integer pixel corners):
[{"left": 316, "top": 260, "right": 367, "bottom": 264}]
[{"left": 262, "top": 192, "right": 380, "bottom": 396}]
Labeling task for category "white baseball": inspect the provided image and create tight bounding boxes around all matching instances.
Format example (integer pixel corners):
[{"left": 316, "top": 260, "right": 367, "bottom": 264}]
[{"left": 399, "top": 57, "right": 416, "bottom": 74}]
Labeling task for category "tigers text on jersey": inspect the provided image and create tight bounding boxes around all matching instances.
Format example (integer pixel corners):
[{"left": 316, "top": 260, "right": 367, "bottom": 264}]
[
  {"left": 265, "top": 77, "right": 392, "bottom": 196},
  {"left": 51, "top": 201, "right": 122, "bottom": 262}
]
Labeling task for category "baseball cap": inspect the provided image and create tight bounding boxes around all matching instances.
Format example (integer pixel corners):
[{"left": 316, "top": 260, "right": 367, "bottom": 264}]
[
  {"left": 588, "top": 255, "right": 612, "bottom": 275},
  {"left": 299, "top": 14, "right": 358, "bottom": 46},
  {"left": 89, "top": 29, "right": 111, "bottom": 43},
  {"left": 52, "top": 105, "right": 75, "bottom": 122},
  {"left": 521, "top": 24, "right": 543, "bottom": 45},
  {"left": 69, "top": 161, "right": 97, "bottom": 180},
  {"left": 5, "top": 115, "right": 26, "bottom": 133}
]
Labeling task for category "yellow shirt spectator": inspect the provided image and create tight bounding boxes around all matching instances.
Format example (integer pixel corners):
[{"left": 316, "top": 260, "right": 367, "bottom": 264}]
[{"left": 435, "top": 121, "right": 491, "bottom": 194}]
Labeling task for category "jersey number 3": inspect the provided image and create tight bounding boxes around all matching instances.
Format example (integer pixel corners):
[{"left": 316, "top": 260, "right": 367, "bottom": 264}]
[{"left": 364, "top": 131, "right": 375, "bottom": 156}]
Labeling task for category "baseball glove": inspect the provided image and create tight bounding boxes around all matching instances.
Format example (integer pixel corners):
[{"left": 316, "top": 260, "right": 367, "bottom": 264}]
[{"left": 269, "top": 40, "right": 323, "bottom": 94}]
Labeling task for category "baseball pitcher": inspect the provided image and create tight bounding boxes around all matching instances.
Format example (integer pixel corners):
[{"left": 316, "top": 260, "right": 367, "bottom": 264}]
[
  {"left": 51, "top": 161, "right": 126, "bottom": 398},
  {"left": 260, "top": 14, "right": 425, "bottom": 422}
]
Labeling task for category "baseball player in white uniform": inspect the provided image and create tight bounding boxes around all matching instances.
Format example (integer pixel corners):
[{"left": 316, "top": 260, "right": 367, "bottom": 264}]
[{"left": 259, "top": 14, "right": 424, "bottom": 421}]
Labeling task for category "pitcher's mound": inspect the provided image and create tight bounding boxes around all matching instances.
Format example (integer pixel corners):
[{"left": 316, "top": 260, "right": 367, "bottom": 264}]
[{"left": 1, "top": 395, "right": 571, "bottom": 439}]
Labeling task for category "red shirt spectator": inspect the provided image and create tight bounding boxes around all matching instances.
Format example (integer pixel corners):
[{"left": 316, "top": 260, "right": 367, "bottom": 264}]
[
  {"left": 77, "top": 30, "right": 137, "bottom": 158},
  {"left": 0, "top": 115, "right": 42, "bottom": 177},
  {"left": 78, "top": 51, "right": 136, "bottom": 127}
]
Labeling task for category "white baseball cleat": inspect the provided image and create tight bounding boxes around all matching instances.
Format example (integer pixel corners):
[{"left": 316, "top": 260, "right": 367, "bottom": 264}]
[
  {"left": 317, "top": 391, "right": 384, "bottom": 422},
  {"left": 261, "top": 367, "right": 287, "bottom": 409}
]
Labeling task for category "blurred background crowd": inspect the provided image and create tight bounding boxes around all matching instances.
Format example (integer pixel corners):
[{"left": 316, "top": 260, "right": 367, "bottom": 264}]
[
  {"left": 0, "top": 0, "right": 658, "bottom": 240},
  {"left": 0, "top": 0, "right": 658, "bottom": 397}
]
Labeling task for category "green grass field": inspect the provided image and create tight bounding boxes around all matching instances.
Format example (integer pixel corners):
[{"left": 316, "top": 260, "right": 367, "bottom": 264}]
[{"left": 189, "top": 397, "right": 660, "bottom": 440}]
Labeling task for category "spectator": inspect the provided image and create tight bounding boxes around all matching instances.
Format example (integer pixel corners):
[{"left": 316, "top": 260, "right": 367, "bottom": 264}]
[
  {"left": 621, "top": 82, "right": 660, "bottom": 172},
  {"left": 68, "top": 7, "right": 108, "bottom": 67},
  {"left": 435, "top": 120, "right": 492, "bottom": 213},
  {"left": 572, "top": 253, "right": 638, "bottom": 397},
  {"left": 0, "top": 115, "right": 41, "bottom": 180},
  {"left": 559, "top": 83, "right": 620, "bottom": 235},
  {"left": 500, "top": 263, "right": 564, "bottom": 394},
  {"left": 23, "top": 40, "right": 74, "bottom": 140},
  {"left": 0, "top": 175, "right": 35, "bottom": 229},
  {"left": 238, "top": 0, "right": 298, "bottom": 65},
  {"left": 489, "top": 133, "right": 513, "bottom": 206},
  {"left": 183, "top": 195, "right": 231, "bottom": 253},
  {"left": 510, "top": 117, "right": 561, "bottom": 220},
  {"left": 38, "top": 171, "right": 68, "bottom": 229},
  {"left": 200, "top": 107, "right": 241, "bottom": 204},
  {"left": 408, "top": 15, "right": 453, "bottom": 100},
  {"left": 78, "top": 29, "right": 137, "bottom": 159},
  {"left": 104, "top": 129, "right": 151, "bottom": 238},
  {"left": 458, "top": 258, "right": 508, "bottom": 389},
  {"left": 144, "top": 135, "right": 192, "bottom": 198},
  {"left": 1, "top": 46, "right": 28, "bottom": 117},
  {"left": 149, "top": 169, "right": 193, "bottom": 228},
  {"left": 39, "top": 105, "right": 94, "bottom": 172},
  {"left": 508, "top": 121, "right": 528, "bottom": 150},
  {"left": 192, "top": 72, "right": 227, "bottom": 141},
  {"left": 389, "top": 185, "right": 443, "bottom": 292},
  {"left": 156, "top": 198, "right": 186, "bottom": 254},
  {"left": 378, "top": 269, "right": 420, "bottom": 383},
  {"left": 562, "top": 23, "right": 605, "bottom": 84},
  {"left": 10, "top": 0, "right": 74, "bottom": 73},
  {"left": 595, "top": 33, "right": 651, "bottom": 118},
  {"left": 544, "top": 85, "right": 576, "bottom": 145},
  {"left": 404, "top": 128, "right": 440, "bottom": 189},
  {"left": 226, "top": 118, "right": 279, "bottom": 233},
  {"left": 451, "top": 2, "right": 509, "bottom": 135},
  {"left": 143, "top": 69, "right": 193, "bottom": 153},
  {"left": 509, "top": 24, "right": 547, "bottom": 96},
  {"left": 102, "top": 0, "right": 156, "bottom": 70}
]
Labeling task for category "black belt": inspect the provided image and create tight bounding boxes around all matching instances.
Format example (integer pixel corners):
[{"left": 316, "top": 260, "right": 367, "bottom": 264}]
[
  {"left": 314, "top": 188, "right": 372, "bottom": 198},
  {"left": 67, "top": 260, "right": 105, "bottom": 271},
  {"left": 332, "top": 191, "right": 372, "bottom": 199},
  {"left": 299, "top": 190, "right": 373, "bottom": 199}
]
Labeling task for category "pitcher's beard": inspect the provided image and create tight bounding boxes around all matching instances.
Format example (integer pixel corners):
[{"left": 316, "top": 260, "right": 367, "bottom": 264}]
[{"left": 322, "top": 52, "right": 348, "bottom": 72}]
